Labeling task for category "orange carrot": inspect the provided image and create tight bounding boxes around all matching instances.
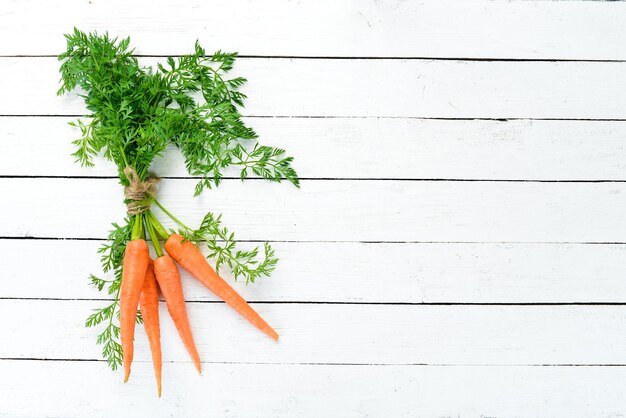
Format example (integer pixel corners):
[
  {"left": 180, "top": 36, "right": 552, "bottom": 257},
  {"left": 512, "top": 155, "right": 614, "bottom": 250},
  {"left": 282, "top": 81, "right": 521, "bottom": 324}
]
[
  {"left": 153, "top": 254, "right": 201, "bottom": 374},
  {"left": 120, "top": 239, "right": 150, "bottom": 382},
  {"left": 139, "top": 260, "right": 162, "bottom": 397},
  {"left": 165, "top": 234, "right": 279, "bottom": 341}
]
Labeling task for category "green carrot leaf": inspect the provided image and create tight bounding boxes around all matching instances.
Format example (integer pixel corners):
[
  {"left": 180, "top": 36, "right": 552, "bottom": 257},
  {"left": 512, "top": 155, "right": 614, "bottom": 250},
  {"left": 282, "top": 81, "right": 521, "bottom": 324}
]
[{"left": 60, "top": 29, "right": 295, "bottom": 370}]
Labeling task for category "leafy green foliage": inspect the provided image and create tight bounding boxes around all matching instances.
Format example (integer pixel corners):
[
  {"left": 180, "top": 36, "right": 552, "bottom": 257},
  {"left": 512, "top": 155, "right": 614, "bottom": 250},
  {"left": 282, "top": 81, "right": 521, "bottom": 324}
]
[
  {"left": 182, "top": 212, "right": 278, "bottom": 284},
  {"left": 84, "top": 219, "right": 132, "bottom": 370},
  {"left": 58, "top": 28, "right": 299, "bottom": 188},
  {"left": 59, "top": 29, "right": 297, "bottom": 370},
  {"left": 235, "top": 144, "right": 300, "bottom": 188}
]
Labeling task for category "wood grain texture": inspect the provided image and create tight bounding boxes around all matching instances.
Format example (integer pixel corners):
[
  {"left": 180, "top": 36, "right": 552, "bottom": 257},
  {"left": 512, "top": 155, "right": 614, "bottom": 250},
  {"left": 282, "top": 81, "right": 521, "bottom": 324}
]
[
  {"left": 3, "top": 361, "right": 625, "bottom": 418},
  {"left": 4, "top": 117, "right": 626, "bottom": 180},
  {"left": 3, "top": 239, "right": 626, "bottom": 303},
  {"left": 2, "top": 0, "right": 626, "bottom": 59},
  {"left": 3, "top": 178, "right": 626, "bottom": 242},
  {"left": 4, "top": 58, "right": 626, "bottom": 119},
  {"left": 3, "top": 300, "right": 626, "bottom": 365},
  {"left": 2, "top": 0, "right": 625, "bottom": 416}
]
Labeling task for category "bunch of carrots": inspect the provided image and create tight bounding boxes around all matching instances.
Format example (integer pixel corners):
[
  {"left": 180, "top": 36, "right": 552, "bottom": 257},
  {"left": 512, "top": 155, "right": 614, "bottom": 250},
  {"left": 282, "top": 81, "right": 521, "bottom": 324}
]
[
  {"left": 123, "top": 201, "right": 278, "bottom": 396},
  {"left": 57, "top": 29, "right": 298, "bottom": 396}
]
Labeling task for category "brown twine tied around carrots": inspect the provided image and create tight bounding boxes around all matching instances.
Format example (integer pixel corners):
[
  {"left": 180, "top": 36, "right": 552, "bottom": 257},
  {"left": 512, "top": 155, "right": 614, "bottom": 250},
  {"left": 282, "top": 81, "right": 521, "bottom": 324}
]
[{"left": 123, "top": 167, "right": 160, "bottom": 215}]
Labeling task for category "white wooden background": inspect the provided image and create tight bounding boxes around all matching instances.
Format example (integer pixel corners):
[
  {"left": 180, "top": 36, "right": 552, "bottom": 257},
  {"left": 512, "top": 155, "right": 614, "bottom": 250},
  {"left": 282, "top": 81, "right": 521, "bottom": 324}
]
[{"left": 2, "top": 0, "right": 626, "bottom": 417}]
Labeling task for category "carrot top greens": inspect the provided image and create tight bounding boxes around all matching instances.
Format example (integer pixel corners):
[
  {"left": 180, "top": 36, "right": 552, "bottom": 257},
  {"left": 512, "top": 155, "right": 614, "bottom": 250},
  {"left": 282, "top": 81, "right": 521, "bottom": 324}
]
[
  {"left": 58, "top": 28, "right": 298, "bottom": 370},
  {"left": 58, "top": 28, "right": 298, "bottom": 193}
]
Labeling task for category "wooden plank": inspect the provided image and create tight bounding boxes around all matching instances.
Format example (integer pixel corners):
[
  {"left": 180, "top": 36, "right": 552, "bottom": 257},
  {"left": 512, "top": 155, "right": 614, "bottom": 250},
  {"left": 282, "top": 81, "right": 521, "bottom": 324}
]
[
  {"left": 2, "top": 178, "right": 626, "bottom": 242},
  {"left": 4, "top": 58, "right": 626, "bottom": 119},
  {"left": 1, "top": 361, "right": 625, "bottom": 418},
  {"left": 3, "top": 239, "right": 626, "bottom": 303},
  {"left": 5, "top": 117, "right": 626, "bottom": 180},
  {"left": 2, "top": 0, "right": 626, "bottom": 60},
  {"left": 3, "top": 301, "right": 626, "bottom": 365}
]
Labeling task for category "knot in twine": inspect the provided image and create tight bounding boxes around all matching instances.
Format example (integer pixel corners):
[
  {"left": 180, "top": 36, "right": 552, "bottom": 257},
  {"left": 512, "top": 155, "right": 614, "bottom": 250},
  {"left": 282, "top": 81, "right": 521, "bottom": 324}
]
[{"left": 123, "top": 167, "right": 160, "bottom": 215}]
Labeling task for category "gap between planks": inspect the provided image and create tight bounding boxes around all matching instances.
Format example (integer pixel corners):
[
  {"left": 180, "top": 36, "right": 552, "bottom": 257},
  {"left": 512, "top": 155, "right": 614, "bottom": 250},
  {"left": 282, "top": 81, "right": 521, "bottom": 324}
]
[
  {"left": 6, "top": 54, "right": 626, "bottom": 63},
  {"left": 4, "top": 237, "right": 626, "bottom": 245},
  {"left": 2, "top": 176, "right": 626, "bottom": 183},
  {"left": 2, "top": 358, "right": 626, "bottom": 367},
  {"left": 6, "top": 115, "right": 626, "bottom": 122},
  {"left": 3, "top": 297, "right": 626, "bottom": 306}
]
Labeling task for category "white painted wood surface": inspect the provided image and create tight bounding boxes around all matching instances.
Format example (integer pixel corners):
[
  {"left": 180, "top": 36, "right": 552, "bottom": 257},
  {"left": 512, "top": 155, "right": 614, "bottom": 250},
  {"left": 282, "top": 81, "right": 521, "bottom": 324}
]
[
  {"left": 4, "top": 362, "right": 626, "bottom": 418},
  {"left": 4, "top": 58, "right": 626, "bottom": 119},
  {"left": 2, "top": 0, "right": 626, "bottom": 60},
  {"left": 5, "top": 240, "right": 626, "bottom": 303},
  {"left": 5, "top": 117, "right": 626, "bottom": 180},
  {"left": 5, "top": 178, "right": 626, "bottom": 242},
  {"left": 1, "top": 0, "right": 625, "bottom": 417},
  {"left": 5, "top": 301, "right": 626, "bottom": 365}
]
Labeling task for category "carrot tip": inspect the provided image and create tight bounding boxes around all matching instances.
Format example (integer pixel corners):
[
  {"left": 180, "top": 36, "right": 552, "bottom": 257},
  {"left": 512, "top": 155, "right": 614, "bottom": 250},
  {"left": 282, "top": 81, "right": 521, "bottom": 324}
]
[{"left": 124, "top": 375, "right": 129, "bottom": 383}]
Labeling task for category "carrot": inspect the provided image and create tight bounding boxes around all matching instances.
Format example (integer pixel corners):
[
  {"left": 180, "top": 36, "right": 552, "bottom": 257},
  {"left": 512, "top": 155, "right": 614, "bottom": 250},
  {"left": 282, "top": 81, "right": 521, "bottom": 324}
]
[
  {"left": 139, "top": 260, "right": 162, "bottom": 397},
  {"left": 165, "top": 234, "right": 279, "bottom": 341},
  {"left": 154, "top": 254, "right": 202, "bottom": 374},
  {"left": 62, "top": 31, "right": 297, "bottom": 373},
  {"left": 120, "top": 238, "right": 150, "bottom": 382}
]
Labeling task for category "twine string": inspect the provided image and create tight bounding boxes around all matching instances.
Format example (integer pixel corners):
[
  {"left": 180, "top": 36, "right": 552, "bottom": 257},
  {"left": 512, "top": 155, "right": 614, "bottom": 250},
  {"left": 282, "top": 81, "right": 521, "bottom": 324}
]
[{"left": 123, "top": 167, "right": 160, "bottom": 215}]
